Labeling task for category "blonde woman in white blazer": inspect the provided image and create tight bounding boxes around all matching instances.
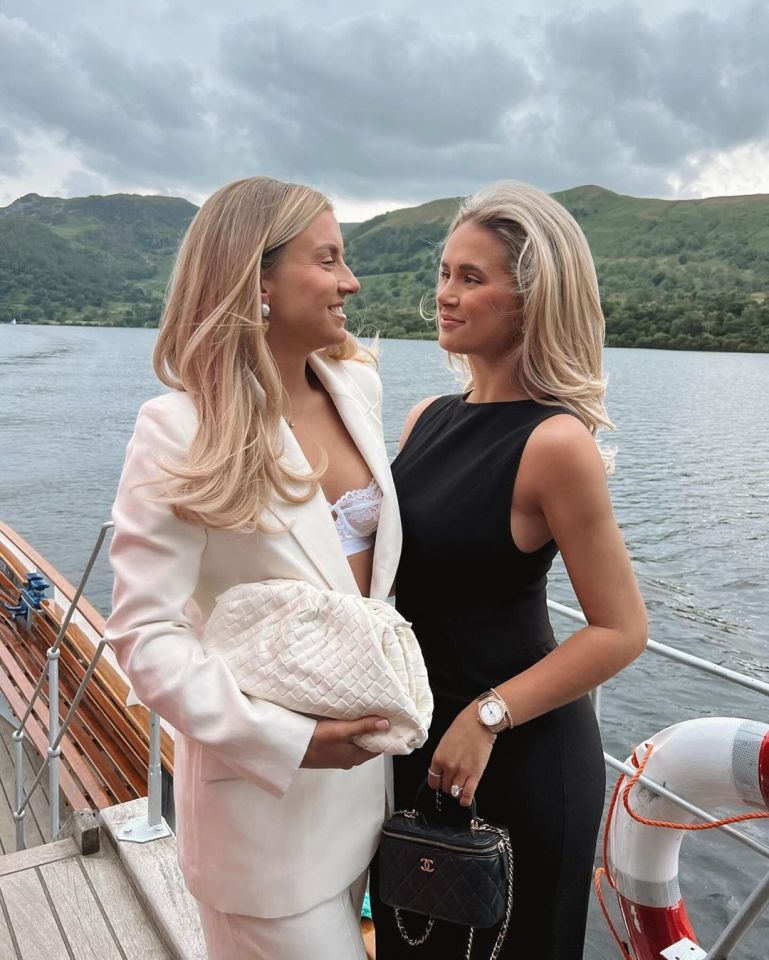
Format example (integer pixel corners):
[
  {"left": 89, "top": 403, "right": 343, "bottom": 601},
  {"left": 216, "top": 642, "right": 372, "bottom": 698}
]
[{"left": 104, "top": 177, "right": 402, "bottom": 960}]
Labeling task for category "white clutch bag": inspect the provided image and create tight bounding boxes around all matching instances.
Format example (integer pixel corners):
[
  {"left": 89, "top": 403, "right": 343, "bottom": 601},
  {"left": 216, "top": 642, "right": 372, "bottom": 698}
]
[{"left": 201, "top": 579, "right": 433, "bottom": 754}]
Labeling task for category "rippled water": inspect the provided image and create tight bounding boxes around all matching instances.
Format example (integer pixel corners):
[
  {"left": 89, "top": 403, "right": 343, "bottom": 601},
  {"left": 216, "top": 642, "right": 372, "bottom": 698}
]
[{"left": 2, "top": 325, "right": 768, "bottom": 957}]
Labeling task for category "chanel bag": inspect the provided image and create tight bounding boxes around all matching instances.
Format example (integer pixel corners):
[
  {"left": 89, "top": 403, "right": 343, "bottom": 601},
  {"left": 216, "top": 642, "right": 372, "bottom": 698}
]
[{"left": 379, "top": 782, "right": 513, "bottom": 958}]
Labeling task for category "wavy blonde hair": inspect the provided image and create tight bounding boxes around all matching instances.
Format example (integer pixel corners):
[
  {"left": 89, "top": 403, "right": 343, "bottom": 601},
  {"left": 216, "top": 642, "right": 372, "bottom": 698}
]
[
  {"left": 445, "top": 181, "right": 615, "bottom": 471},
  {"left": 153, "top": 176, "right": 370, "bottom": 529}
]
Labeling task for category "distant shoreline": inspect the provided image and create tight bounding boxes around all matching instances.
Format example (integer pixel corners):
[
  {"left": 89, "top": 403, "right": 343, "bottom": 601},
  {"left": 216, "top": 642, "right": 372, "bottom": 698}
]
[
  {"left": 4, "top": 320, "right": 768, "bottom": 354},
  {"left": 2, "top": 188, "right": 767, "bottom": 352}
]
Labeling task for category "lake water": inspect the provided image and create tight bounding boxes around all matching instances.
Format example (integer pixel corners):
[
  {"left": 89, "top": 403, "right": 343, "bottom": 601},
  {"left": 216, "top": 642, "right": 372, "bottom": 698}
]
[{"left": 1, "top": 324, "right": 768, "bottom": 957}]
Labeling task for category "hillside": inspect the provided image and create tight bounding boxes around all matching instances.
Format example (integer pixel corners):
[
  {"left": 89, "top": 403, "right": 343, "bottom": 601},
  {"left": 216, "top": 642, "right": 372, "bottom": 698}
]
[
  {"left": 1, "top": 187, "right": 768, "bottom": 351},
  {"left": 0, "top": 193, "right": 196, "bottom": 326},
  {"left": 342, "top": 186, "right": 769, "bottom": 351}
]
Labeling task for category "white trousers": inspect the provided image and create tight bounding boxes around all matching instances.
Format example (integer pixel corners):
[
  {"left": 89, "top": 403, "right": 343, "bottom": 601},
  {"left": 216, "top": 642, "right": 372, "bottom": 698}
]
[{"left": 196, "top": 871, "right": 368, "bottom": 960}]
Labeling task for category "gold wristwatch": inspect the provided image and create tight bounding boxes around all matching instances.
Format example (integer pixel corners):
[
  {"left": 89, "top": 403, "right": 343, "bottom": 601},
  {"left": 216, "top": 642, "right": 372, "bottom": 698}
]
[{"left": 476, "top": 688, "right": 513, "bottom": 734}]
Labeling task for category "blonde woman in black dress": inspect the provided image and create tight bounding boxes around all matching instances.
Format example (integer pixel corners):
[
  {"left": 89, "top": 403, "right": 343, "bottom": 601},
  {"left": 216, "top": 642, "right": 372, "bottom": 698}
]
[{"left": 372, "top": 182, "right": 648, "bottom": 958}]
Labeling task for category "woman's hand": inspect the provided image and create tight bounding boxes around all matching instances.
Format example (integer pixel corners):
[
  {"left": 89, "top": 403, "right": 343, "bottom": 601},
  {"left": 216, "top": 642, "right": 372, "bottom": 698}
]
[
  {"left": 301, "top": 716, "right": 388, "bottom": 769},
  {"left": 427, "top": 704, "right": 497, "bottom": 807}
]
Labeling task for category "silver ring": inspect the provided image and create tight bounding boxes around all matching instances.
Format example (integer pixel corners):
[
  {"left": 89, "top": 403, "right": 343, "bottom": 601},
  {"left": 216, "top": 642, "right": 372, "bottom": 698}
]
[
  {"left": 450, "top": 784, "right": 463, "bottom": 799},
  {"left": 428, "top": 768, "right": 440, "bottom": 778}
]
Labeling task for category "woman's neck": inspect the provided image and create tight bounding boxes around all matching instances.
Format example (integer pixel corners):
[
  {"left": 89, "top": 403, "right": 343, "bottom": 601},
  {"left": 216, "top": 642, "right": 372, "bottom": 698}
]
[
  {"left": 276, "top": 353, "right": 317, "bottom": 404},
  {"left": 270, "top": 349, "right": 326, "bottom": 429},
  {"left": 465, "top": 355, "right": 529, "bottom": 403}
]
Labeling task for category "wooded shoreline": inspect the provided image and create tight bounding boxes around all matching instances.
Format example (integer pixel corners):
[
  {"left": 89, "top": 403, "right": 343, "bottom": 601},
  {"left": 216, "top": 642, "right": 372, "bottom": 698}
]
[{"left": 2, "top": 185, "right": 768, "bottom": 352}]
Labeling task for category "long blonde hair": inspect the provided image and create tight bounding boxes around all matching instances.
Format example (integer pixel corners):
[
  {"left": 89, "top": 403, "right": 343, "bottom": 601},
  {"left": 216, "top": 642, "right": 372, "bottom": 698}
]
[
  {"left": 153, "top": 176, "right": 368, "bottom": 529},
  {"left": 446, "top": 181, "right": 615, "bottom": 470}
]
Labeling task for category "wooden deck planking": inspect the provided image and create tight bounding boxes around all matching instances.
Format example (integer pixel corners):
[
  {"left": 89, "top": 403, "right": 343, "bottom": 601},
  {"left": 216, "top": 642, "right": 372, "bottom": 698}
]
[
  {"left": 41, "top": 857, "right": 130, "bottom": 960},
  {"left": 0, "top": 891, "right": 20, "bottom": 960},
  {"left": 0, "top": 836, "right": 171, "bottom": 959},
  {"left": 0, "top": 867, "right": 72, "bottom": 960},
  {"left": 78, "top": 845, "right": 171, "bottom": 960},
  {"left": 100, "top": 800, "right": 205, "bottom": 959},
  {"left": 0, "top": 838, "right": 78, "bottom": 878},
  {"left": 0, "top": 763, "right": 23, "bottom": 855}
]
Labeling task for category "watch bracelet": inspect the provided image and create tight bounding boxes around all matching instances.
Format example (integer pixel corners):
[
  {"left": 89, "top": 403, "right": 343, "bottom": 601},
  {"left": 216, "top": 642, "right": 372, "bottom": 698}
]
[{"left": 478, "top": 688, "right": 513, "bottom": 731}]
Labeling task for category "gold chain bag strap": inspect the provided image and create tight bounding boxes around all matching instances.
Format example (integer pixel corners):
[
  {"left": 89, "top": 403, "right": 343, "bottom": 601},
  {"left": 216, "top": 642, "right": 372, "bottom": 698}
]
[{"left": 379, "top": 782, "right": 514, "bottom": 959}]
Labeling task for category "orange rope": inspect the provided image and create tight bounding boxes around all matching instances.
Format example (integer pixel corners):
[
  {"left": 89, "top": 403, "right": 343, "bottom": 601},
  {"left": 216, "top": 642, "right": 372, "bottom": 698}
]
[
  {"left": 623, "top": 743, "right": 769, "bottom": 831},
  {"left": 595, "top": 869, "right": 635, "bottom": 960},
  {"left": 594, "top": 770, "right": 635, "bottom": 959},
  {"left": 594, "top": 740, "right": 769, "bottom": 959}
]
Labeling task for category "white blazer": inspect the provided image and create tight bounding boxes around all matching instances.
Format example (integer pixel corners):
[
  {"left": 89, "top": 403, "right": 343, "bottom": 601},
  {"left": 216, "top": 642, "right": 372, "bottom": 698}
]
[{"left": 104, "top": 353, "right": 401, "bottom": 918}]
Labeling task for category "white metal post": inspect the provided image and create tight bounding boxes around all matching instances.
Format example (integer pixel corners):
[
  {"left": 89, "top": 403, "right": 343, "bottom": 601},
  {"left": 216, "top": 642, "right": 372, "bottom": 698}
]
[
  {"left": 11, "top": 729, "right": 25, "bottom": 850},
  {"left": 147, "top": 711, "right": 163, "bottom": 827},
  {"left": 118, "top": 710, "right": 171, "bottom": 843},
  {"left": 589, "top": 684, "right": 602, "bottom": 724},
  {"left": 47, "top": 646, "right": 61, "bottom": 840}
]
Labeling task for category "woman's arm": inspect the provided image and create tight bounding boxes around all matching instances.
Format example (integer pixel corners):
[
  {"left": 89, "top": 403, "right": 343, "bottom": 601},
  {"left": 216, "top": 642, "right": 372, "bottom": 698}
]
[
  {"left": 496, "top": 414, "right": 647, "bottom": 711},
  {"left": 430, "top": 414, "right": 647, "bottom": 804}
]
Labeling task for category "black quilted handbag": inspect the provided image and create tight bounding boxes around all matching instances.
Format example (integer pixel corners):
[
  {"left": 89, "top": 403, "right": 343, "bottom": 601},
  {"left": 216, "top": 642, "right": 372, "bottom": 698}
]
[{"left": 379, "top": 781, "right": 513, "bottom": 958}]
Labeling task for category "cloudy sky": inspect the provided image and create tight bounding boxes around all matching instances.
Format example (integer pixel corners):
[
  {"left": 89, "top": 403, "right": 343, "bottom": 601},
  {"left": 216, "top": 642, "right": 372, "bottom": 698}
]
[{"left": 1, "top": 0, "right": 768, "bottom": 220}]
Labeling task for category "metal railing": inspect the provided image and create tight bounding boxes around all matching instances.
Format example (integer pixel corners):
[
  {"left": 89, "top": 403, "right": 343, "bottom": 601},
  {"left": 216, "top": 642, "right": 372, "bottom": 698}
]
[
  {"left": 547, "top": 597, "right": 769, "bottom": 960},
  {"left": 9, "top": 521, "right": 169, "bottom": 850}
]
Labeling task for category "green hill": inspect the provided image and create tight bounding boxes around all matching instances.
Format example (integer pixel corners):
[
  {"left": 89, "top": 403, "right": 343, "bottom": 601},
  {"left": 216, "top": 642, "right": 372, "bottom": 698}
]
[
  {"left": 0, "top": 193, "right": 196, "bottom": 326},
  {"left": 1, "top": 187, "right": 768, "bottom": 351},
  {"left": 342, "top": 186, "right": 769, "bottom": 351}
]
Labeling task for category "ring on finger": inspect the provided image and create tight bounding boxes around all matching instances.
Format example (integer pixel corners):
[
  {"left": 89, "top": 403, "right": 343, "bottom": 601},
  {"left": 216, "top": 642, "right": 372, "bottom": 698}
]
[
  {"left": 450, "top": 783, "right": 464, "bottom": 799},
  {"left": 428, "top": 768, "right": 441, "bottom": 778}
]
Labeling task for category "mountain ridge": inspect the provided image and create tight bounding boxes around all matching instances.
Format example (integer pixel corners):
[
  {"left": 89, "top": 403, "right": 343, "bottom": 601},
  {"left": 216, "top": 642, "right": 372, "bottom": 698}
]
[{"left": 1, "top": 187, "right": 767, "bottom": 351}]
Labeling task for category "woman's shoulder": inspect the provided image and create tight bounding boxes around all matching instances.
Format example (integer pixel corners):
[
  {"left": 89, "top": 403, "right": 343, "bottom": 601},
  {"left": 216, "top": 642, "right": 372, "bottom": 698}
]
[
  {"left": 134, "top": 391, "right": 199, "bottom": 444},
  {"left": 405, "top": 394, "right": 446, "bottom": 424},
  {"left": 398, "top": 394, "right": 453, "bottom": 450},
  {"left": 140, "top": 390, "right": 196, "bottom": 413},
  {"left": 524, "top": 411, "right": 605, "bottom": 485}
]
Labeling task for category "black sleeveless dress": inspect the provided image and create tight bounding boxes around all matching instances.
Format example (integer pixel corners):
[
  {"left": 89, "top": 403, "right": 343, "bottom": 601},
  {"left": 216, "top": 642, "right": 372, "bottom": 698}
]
[{"left": 370, "top": 395, "right": 605, "bottom": 960}]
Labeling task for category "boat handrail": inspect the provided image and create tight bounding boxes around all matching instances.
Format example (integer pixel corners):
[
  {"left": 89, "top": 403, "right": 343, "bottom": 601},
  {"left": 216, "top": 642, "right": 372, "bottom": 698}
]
[
  {"left": 547, "top": 599, "right": 769, "bottom": 959},
  {"left": 547, "top": 597, "right": 769, "bottom": 701},
  {"left": 14, "top": 522, "right": 114, "bottom": 734},
  {"left": 9, "top": 521, "right": 167, "bottom": 851}
]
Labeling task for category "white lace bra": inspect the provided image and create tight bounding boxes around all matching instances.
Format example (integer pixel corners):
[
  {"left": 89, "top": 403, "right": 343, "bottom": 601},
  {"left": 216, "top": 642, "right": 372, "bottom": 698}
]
[{"left": 329, "top": 477, "right": 382, "bottom": 557}]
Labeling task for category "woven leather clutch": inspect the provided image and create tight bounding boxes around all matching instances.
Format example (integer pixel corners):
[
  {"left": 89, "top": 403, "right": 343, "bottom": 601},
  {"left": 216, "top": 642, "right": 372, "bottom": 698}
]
[{"left": 201, "top": 578, "right": 433, "bottom": 754}]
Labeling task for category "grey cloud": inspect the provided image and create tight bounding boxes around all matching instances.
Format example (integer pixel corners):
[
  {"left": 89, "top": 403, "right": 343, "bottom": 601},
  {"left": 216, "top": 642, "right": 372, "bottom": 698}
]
[
  {"left": 211, "top": 3, "right": 769, "bottom": 201},
  {"left": 61, "top": 168, "right": 110, "bottom": 198},
  {"left": 0, "top": 15, "right": 221, "bottom": 189},
  {"left": 71, "top": 32, "right": 200, "bottom": 131},
  {"left": 541, "top": 3, "right": 769, "bottom": 176},
  {"left": 213, "top": 12, "right": 535, "bottom": 198},
  {"left": 0, "top": 126, "right": 21, "bottom": 169},
  {"left": 0, "top": 2, "right": 768, "bottom": 207},
  {"left": 222, "top": 13, "right": 531, "bottom": 145}
]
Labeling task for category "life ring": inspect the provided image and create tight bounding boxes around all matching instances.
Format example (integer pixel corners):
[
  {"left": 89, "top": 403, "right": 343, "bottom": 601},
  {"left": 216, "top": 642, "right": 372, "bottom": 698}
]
[{"left": 606, "top": 717, "right": 769, "bottom": 960}]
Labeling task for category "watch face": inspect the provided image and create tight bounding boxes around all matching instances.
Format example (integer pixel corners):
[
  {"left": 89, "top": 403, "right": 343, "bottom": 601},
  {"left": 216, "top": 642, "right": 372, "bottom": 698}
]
[{"left": 480, "top": 700, "right": 504, "bottom": 726}]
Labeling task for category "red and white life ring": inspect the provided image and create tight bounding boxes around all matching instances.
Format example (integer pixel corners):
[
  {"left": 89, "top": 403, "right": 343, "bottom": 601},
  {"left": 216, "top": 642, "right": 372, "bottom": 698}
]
[{"left": 607, "top": 717, "right": 769, "bottom": 960}]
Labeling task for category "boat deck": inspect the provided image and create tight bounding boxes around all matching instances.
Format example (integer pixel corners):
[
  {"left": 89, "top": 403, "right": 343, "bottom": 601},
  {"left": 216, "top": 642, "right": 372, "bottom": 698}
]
[
  {"left": 0, "top": 835, "right": 171, "bottom": 959},
  {"left": 0, "top": 715, "right": 174, "bottom": 957}
]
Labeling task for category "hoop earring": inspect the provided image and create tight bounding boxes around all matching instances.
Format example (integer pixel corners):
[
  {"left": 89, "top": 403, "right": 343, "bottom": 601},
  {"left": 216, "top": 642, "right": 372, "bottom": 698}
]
[{"left": 261, "top": 303, "right": 271, "bottom": 318}]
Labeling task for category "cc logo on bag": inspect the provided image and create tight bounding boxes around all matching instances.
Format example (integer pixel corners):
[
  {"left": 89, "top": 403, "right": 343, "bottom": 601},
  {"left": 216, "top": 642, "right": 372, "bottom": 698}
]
[{"left": 419, "top": 858, "right": 435, "bottom": 873}]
